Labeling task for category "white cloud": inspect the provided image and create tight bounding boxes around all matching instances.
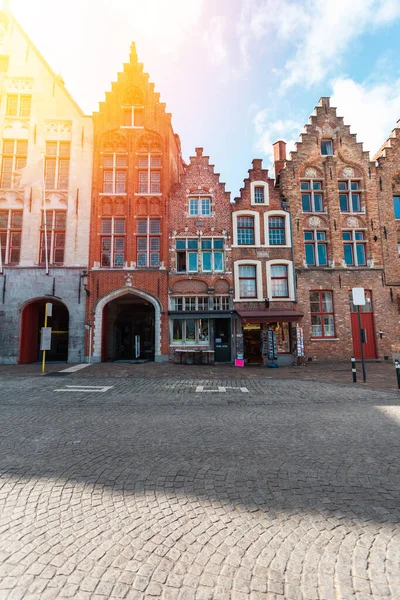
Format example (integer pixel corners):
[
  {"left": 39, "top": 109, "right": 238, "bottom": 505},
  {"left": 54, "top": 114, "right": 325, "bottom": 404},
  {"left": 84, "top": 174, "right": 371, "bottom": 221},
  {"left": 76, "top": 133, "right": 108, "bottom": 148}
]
[
  {"left": 330, "top": 76, "right": 400, "bottom": 155},
  {"left": 253, "top": 109, "right": 301, "bottom": 166},
  {"left": 203, "top": 16, "right": 228, "bottom": 67}
]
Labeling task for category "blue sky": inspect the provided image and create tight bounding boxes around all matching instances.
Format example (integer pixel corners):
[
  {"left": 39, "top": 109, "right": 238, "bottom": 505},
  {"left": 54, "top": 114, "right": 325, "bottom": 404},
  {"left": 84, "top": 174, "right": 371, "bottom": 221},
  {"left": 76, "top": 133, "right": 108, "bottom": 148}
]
[{"left": 9, "top": 0, "right": 400, "bottom": 196}]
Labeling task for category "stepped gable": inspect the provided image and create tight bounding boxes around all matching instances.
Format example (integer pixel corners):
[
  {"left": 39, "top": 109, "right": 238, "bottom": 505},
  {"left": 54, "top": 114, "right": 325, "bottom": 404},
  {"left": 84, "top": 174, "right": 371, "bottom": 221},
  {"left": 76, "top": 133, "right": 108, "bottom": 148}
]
[
  {"left": 286, "top": 97, "right": 372, "bottom": 170},
  {"left": 374, "top": 120, "right": 400, "bottom": 163}
]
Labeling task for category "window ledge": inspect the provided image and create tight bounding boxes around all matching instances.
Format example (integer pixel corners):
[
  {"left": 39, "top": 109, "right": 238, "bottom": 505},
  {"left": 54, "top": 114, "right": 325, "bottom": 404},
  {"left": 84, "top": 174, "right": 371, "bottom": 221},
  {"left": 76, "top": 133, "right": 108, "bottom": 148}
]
[
  {"left": 134, "top": 193, "right": 162, "bottom": 196},
  {"left": 233, "top": 298, "right": 264, "bottom": 302},
  {"left": 310, "top": 338, "right": 340, "bottom": 342},
  {"left": 99, "top": 193, "right": 127, "bottom": 196}
]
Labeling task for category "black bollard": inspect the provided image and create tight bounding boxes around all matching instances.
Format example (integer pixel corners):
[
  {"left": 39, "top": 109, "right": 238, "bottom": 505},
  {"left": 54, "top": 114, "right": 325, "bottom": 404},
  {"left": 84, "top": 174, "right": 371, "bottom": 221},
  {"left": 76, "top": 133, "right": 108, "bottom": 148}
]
[
  {"left": 395, "top": 360, "right": 400, "bottom": 389},
  {"left": 351, "top": 356, "right": 357, "bottom": 383}
]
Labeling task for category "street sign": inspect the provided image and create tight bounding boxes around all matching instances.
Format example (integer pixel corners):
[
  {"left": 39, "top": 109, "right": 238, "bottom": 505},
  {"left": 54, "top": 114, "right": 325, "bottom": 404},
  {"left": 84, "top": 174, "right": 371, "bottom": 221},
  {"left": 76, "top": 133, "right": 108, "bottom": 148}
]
[
  {"left": 40, "top": 327, "right": 52, "bottom": 351},
  {"left": 352, "top": 287, "right": 366, "bottom": 306},
  {"left": 46, "top": 302, "right": 53, "bottom": 317},
  {"left": 135, "top": 335, "right": 140, "bottom": 359}
]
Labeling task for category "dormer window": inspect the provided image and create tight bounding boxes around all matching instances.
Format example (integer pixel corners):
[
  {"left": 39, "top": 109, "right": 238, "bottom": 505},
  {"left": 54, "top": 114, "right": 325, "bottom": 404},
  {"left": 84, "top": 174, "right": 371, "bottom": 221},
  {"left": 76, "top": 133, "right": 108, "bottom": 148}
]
[
  {"left": 122, "top": 106, "right": 144, "bottom": 128},
  {"left": 321, "top": 139, "right": 333, "bottom": 156}
]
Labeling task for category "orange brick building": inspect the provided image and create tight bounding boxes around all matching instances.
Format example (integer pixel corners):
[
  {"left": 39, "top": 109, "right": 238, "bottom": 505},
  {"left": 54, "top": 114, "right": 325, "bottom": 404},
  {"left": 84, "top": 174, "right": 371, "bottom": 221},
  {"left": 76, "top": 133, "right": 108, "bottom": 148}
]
[
  {"left": 278, "top": 97, "right": 399, "bottom": 362},
  {"left": 86, "top": 44, "right": 182, "bottom": 362},
  {"left": 168, "top": 148, "right": 233, "bottom": 363},
  {"left": 232, "top": 158, "right": 301, "bottom": 366}
]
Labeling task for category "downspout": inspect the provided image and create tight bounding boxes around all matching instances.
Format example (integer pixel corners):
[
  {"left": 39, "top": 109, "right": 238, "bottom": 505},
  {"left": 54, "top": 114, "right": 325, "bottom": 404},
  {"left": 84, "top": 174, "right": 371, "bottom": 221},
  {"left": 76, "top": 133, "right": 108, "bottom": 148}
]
[{"left": 287, "top": 208, "right": 297, "bottom": 304}]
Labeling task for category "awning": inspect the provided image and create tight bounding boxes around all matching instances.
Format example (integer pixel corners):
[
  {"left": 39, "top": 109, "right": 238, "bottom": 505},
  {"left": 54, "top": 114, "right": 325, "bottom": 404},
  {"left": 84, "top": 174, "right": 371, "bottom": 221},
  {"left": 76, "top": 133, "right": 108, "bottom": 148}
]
[
  {"left": 169, "top": 311, "right": 232, "bottom": 319},
  {"left": 235, "top": 309, "right": 303, "bottom": 324}
]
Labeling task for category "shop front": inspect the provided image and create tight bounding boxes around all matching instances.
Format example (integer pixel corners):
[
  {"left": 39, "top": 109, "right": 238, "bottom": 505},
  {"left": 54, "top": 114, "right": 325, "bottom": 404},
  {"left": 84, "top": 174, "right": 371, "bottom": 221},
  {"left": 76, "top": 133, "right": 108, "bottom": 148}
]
[{"left": 235, "top": 310, "right": 303, "bottom": 366}]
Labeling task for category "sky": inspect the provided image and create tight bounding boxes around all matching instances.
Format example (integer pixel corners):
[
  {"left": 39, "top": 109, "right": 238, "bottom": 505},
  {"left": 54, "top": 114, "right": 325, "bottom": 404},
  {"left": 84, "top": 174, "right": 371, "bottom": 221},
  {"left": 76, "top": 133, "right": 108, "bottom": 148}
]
[{"left": 7, "top": 0, "right": 400, "bottom": 196}]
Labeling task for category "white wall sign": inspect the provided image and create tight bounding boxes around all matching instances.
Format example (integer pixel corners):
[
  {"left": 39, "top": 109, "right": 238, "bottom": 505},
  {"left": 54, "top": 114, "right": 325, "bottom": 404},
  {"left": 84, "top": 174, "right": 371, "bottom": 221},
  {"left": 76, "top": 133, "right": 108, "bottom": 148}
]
[{"left": 352, "top": 288, "right": 366, "bottom": 306}]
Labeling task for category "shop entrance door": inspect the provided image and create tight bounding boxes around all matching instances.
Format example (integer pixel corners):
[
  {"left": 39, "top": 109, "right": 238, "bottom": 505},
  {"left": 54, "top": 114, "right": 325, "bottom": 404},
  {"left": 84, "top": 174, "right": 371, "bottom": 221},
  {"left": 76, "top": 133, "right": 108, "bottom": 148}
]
[
  {"left": 350, "top": 291, "right": 377, "bottom": 359},
  {"left": 214, "top": 319, "right": 231, "bottom": 362}
]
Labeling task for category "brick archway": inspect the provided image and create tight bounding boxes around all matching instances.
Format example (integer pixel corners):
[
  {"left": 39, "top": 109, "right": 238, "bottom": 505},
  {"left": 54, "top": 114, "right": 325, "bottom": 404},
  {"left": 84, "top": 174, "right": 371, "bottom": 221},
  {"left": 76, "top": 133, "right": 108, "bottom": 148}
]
[{"left": 92, "top": 287, "right": 162, "bottom": 362}]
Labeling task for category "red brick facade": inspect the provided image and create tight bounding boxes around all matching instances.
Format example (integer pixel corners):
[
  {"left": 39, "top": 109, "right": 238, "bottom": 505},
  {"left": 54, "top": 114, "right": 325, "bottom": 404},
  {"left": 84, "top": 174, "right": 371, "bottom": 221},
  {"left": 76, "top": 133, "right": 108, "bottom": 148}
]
[
  {"left": 278, "top": 97, "right": 399, "bottom": 362},
  {"left": 168, "top": 148, "right": 233, "bottom": 363},
  {"left": 232, "top": 159, "right": 299, "bottom": 365},
  {"left": 86, "top": 44, "right": 181, "bottom": 362}
]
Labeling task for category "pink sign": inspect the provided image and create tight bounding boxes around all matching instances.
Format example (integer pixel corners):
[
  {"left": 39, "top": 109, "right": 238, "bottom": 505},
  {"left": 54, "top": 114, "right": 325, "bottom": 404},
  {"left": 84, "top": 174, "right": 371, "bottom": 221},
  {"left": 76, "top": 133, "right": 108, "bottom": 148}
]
[{"left": 235, "top": 359, "right": 244, "bottom": 367}]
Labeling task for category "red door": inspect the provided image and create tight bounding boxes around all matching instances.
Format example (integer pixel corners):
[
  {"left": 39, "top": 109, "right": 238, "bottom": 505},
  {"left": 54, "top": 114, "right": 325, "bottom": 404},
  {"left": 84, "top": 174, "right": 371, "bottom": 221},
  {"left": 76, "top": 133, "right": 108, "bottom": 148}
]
[
  {"left": 20, "top": 302, "right": 40, "bottom": 363},
  {"left": 350, "top": 291, "right": 377, "bottom": 359}
]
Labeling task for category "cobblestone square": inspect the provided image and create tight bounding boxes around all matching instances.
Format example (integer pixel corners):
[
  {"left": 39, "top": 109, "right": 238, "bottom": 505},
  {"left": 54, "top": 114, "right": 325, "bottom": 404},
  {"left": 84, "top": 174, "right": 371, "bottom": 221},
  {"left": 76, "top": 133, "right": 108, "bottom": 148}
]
[{"left": 0, "top": 374, "right": 399, "bottom": 599}]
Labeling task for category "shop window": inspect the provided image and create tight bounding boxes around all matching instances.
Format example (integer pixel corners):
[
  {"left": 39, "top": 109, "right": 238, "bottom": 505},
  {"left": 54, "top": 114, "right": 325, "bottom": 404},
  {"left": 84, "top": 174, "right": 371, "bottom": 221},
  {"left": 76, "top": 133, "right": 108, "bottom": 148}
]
[
  {"left": 304, "top": 230, "right": 328, "bottom": 266},
  {"left": 310, "top": 291, "right": 335, "bottom": 338},
  {"left": 0, "top": 209, "right": 22, "bottom": 265},
  {"left": 171, "top": 319, "right": 209, "bottom": 345},
  {"left": 339, "top": 180, "right": 361, "bottom": 212},
  {"left": 342, "top": 230, "right": 366, "bottom": 266}
]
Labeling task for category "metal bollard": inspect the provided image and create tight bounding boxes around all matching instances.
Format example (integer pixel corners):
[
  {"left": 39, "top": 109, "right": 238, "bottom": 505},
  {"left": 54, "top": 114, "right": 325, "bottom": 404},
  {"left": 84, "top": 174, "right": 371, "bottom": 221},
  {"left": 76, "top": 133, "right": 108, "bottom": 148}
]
[
  {"left": 351, "top": 356, "right": 357, "bottom": 383},
  {"left": 395, "top": 360, "right": 400, "bottom": 389}
]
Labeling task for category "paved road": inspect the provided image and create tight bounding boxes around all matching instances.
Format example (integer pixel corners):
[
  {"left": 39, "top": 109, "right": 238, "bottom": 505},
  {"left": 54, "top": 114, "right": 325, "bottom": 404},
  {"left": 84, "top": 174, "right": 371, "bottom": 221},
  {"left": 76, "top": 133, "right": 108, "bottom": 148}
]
[{"left": 0, "top": 376, "right": 399, "bottom": 599}]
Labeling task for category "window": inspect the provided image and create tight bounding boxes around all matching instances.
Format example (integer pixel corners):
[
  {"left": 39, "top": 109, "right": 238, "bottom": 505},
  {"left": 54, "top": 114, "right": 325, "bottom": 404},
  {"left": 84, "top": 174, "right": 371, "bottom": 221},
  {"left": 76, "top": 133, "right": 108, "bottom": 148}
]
[
  {"left": 103, "top": 153, "right": 127, "bottom": 194},
  {"left": 40, "top": 211, "right": 66, "bottom": 266},
  {"left": 321, "top": 139, "right": 333, "bottom": 155},
  {"left": 304, "top": 230, "right": 328, "bottom": 266},
  {"left": 270, "top": 264, "right": 288, "bottom": 297},
  {"left": 100, "top": 218, "right": 125, "bottom": 267},
  {"left": 394, "top": 196, "right": 400, "bottom": 219},
  {"left": 176, "top": 238, "right": 198, "bottom": 272},
  {"left": 0, "top": 210, "right": 22, "bottom": 265},
  {"left": 237, "top": 216, "right": 255, "bottom": 245},
  {"left": 45, "top": 141, "right": 70, "bottom": 190},
  {"left": 269, "top": 217, "right": 285, "bottom": 245},
  {"left": 254, "top": 186, "right": 264, "bottom": 204},
  {"left": 201, "top": 238, "right": 224, "bottom": 272},
  {"left": 138, "top": 154, "right": 161, "bottom": 194},
  {"left": 338, "top": 180, "right": 361, "bottom": 212},
  {"left": 171, "top": 319, "right": 209, "bottom": 345},
  {"left": 310, "top": 291, "right": 335, "bottom": 338},
  {"left": 301, "top": 180, "right": 323, "bottom": 212},
  {"left": 171, "top": 297, "right": 209, "bottom": 311},
  {"left": 213, "top": 296, "right": 230, "bottom": 310},
  {"left": 6, "top": 94, "right": 31, "bottom": 117},
  {"left": 239, "top": 265, "right": 256, "bottom": 298},
  {"left": 122, "top": 106, "right": 144, "bottom": 127},
  {"left": 136, "top": 218, "right": 161, "bottom": 267},
  {"left": 342, "top": 230, "right": 367, "bottom": 266},
  {"left": 188, "top": 197, "right": 211, "bottom": 216},
  {"left": 1, "top": 139, "right": 27, "bottom": 189}
]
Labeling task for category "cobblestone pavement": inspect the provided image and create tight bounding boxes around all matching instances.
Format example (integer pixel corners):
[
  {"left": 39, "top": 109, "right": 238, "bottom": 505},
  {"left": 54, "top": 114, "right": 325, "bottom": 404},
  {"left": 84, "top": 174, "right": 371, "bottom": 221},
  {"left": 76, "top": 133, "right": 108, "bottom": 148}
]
[
  {"left": 1, "top": 359, "right": 400, "bottom": 392},
  {"left": 0, "top": 376, "right": 399, "bottom": 599}
]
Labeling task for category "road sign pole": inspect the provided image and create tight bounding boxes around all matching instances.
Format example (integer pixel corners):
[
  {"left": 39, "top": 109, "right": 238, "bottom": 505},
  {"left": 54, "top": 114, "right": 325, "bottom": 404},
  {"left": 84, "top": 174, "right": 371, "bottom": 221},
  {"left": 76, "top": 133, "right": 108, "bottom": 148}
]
[
  {"left": 357, "top": 305, "right": 366, "bottom": 383},
  {"left": 41, "top": 302, "right": 48, "bottom": 374},
  {"left": 351, "top": 356, "right": 357, "bottom": 383}
]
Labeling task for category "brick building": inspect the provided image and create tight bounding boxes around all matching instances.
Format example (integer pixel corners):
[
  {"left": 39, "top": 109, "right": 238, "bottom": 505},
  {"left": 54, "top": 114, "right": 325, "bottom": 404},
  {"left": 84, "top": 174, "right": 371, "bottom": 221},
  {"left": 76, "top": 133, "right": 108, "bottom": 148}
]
[
  {"left": 0, "top": 6, "right": 93, "bottom": 364},
  {"left": 168, "top": 148, "right": 233, "bottom": 363},
  {"left": 278, "top": 97, "right": 398, "bottom": 362},
  {"left": 375, "top": 122, "right": 400, "bottom": 354},
  {"left": 86, "top": 44, "right": 182, "bottom": 363},
  {"left": 232, "top": 158, "right": 301, "bottom": 366}
]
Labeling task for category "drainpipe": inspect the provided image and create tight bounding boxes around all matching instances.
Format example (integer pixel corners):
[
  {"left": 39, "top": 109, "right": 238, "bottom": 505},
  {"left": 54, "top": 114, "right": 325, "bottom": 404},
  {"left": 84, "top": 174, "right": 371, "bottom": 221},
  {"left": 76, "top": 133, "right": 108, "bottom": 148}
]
[{"left": 286, "top": 208, "right": 297, "bottom": 304}]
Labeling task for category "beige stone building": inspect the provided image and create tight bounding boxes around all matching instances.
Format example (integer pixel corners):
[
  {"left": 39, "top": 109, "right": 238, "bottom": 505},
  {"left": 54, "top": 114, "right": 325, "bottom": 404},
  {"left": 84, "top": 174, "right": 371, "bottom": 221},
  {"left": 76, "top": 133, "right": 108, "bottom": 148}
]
[{"left": 0, "top": 6, "right": 93, "bottom": 363}]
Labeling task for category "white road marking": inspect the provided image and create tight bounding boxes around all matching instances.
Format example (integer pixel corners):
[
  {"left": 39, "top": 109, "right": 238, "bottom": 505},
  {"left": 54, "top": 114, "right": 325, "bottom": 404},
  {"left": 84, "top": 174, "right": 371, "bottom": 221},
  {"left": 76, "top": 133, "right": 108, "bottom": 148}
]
[
  {"left": 195, "top": 386, "right": 249, "bottom": 394},
  {"left": 54, "top": 385, "right": 113, "bottom": 393},
  {"left": 59, "top": 364, "right": 92, "bottom": 373}
]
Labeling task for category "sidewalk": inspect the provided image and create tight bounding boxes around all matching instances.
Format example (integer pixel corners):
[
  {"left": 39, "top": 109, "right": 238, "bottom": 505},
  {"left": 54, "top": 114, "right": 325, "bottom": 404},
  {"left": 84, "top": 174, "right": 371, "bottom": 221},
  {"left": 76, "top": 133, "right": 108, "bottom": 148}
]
[{"left": 0, "top": 359, "right": 399, "bottom": 392}]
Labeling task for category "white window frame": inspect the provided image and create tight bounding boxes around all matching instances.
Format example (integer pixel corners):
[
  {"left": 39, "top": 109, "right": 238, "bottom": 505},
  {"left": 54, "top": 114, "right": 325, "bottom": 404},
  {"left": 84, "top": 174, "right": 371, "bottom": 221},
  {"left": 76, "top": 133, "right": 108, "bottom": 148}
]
[
  {"left": 136, "top": 217, "right": 161, "bottom": 268},
  {"left": 266, "top": 259, "right": 295, "bottom": 301},
  {"left": 6, "top": 94, "right": 32, "bottom": 118},
  {"left": 40, "top": 210, "right": 67, "bottom": 266},
  {"left": 250, "top": 181, "right": 269, "bottom": 206},
  {"left": 0, "top": 209, "right": 22, "bottom": 265},
  {"left": 1, "top": 139, "right": 27, "bottom": 189},
  {"left": 338, "top": 179, "right": 363, "bottom": 213},
  {"left": 45, "top": 141, "right": 70, "bottom": 191},
  {"left": 100, "top": 217, "right": 126, "bottom": 268},
  {"left": 137, "top": 153, "right": 162, "bottom": 195},
  {"left": 232, "top": 210, "right": 261, "bottom": 247},
  {"left": 170, "top": 318, "right": 210, "bottom": 346},
  {"left": 188, "top": 196, "right": 212, "bottom": 216},
  {"left": 264, "top": 211, "right": 291, "bottom": 248},
  {"left": 300, "top": 178, "right": 324, "bottom": 213},
  {"left": 233, "top": 260, "right": 263, "bottom": 302},
  {"left": 200, "top": 238, "right": 224, "bottom": 272},
  {"left": 170, "top": 296, "right": 210, "bottom": 311},
  {"left": 121, "top": 105, "right": 144, "bottom": 128},
  {"left": 101, "top": 152, "right": 127, "bottom": 195},
  {"left": 175, "top": 238, "right": 199, "bottom": 273}
]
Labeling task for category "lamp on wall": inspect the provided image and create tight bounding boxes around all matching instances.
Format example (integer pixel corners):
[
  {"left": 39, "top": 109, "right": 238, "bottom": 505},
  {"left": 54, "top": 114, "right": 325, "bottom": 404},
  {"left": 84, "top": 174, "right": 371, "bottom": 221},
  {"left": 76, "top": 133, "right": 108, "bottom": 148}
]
[
  {"left": 265, "top": 297, "right": 270, "bottom": 310},
  {"left": 81, "top": 271, "right": 90, "bottom": 296}
]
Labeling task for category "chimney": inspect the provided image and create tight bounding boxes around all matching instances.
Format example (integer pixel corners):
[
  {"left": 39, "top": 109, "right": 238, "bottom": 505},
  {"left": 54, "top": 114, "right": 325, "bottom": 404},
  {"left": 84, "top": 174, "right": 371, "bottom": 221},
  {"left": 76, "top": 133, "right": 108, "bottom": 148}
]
[
  {"left": 273, "top": 140, "right": 286, "bottom": 176},
  {"left": 195, "top": 147, "right": 203, "bottom": 158}
]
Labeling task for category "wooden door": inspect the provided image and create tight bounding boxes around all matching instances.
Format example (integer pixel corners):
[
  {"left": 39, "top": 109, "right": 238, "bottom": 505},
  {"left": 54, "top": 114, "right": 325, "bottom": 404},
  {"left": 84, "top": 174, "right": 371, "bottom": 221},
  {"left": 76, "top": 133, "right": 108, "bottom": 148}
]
[{"left": 350, "top": 291, "right": 377, "bottom": 359}]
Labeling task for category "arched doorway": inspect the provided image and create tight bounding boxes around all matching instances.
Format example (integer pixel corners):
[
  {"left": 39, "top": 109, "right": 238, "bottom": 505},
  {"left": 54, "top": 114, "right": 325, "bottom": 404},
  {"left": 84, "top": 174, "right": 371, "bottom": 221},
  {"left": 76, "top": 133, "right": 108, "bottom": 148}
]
[
  {"left": 102, "top": 292, "right": 156, "bottom": 361},
  {"left": 20, "top": 299, "right": 69, "bottom": 364}
]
